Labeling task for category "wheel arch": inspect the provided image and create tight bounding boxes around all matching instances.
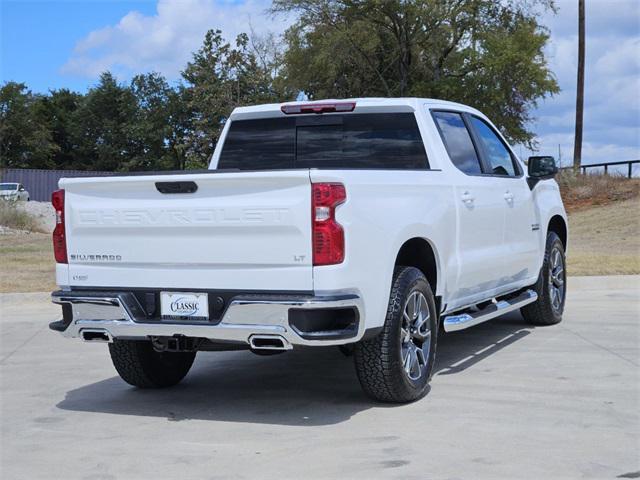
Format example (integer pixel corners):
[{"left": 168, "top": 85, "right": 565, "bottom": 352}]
[
  {"left": 548, "top": 215, "right": 567, "bottom": 249},
  {"left": 394, "top": 237, "right": 441, "bottom": 312}
]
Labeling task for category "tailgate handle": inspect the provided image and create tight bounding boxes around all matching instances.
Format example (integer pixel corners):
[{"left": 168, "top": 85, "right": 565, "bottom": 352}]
[{"left": 155, "top": 181, "right": 198, "bottom": 194}]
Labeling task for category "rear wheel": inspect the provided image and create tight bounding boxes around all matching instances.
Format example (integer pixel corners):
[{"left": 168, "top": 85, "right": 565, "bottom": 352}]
[
  {"left": 354, "top": 267, "right": 438, "bottom": 403},
  {"left": 521, "top": 231, "right": 566, "bottom": 325},
  {"left": 108, "top": 339, "right": 196, "bottom": 388}
]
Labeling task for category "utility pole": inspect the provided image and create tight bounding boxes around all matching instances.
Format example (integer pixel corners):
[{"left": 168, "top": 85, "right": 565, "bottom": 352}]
[{"left": 573, "top": 0, "right": 585, "bottom": 173}]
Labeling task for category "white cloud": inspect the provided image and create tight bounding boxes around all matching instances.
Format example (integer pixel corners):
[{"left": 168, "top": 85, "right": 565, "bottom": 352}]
[
  {"left": 525, "top": 131, "right": 639, "bottom": 168},
  {"left": 61, "top": 0, "right": 288, "bottom": 80},
  {"left": 594, "top": 37, "right": 640, "bottom": 76}
]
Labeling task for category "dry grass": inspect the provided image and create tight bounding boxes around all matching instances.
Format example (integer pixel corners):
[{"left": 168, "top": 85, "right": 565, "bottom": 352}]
[
  {"left": 567, "top": 197, "right": 640, "bottom": 276},
  {"left": 0, "top": 200, "right": 45, "bottom": 232},
  {"left": 557, "top": 170, "right": 640, "bottom": 213},
  {"left": 0, "top": 233, "right": 56, "bottom": 293}
]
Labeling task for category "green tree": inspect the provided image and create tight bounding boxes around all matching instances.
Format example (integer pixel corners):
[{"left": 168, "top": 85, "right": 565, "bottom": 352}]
[
  {"left": 180, "top": 29, "right": 282, "bottom": 167},
  {"left": 273, "top": 0, "right": 559, "bottom": 147},
  {"left": 127, "top": 72, "right": 174, "bottom": 171},
  {"left": 181, "top": 30, "right": 236, "bottom": 167},
  {"left": 0, "top": 82, "right": 57, "bottom": 168},
  {"left": 33, "top": 88, "right": 84, "bottom": 169},
  {"left": 128, "top": 72, "right": 199, "bottom": 171},
  {"left": 165, "top": 85, "right": 194, "bottom": 170},
  {"left": 72, "top": 72, "right": 138, "bottom": 171}
]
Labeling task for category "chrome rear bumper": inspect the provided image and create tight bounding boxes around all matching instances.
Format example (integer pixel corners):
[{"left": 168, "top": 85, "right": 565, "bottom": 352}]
[{"left": 51, "top": 290, "right": 364, "bottom": 347}]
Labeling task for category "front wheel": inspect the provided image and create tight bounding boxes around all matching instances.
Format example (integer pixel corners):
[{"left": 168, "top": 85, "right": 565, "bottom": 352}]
[
  {"left": 354, "top": 267, "right": 438, "bottom": 403},
  {"left": 108, "top": 339, "right": 196, "bottom": 388},
  {"left": 521, "top": 231, "right": 566, "bottom": 325}
]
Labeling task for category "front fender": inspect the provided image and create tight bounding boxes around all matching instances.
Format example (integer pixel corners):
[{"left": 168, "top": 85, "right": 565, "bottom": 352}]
[{"left": 533, "top": 179, "right": 569, "bottom": 255}]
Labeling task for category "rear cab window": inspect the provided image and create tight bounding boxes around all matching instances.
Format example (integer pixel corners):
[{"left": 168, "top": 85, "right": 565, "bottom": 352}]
[
  {"left": 431, "top": 109, "right": 521, "bottom": 177},
  {"left": 218, "top": 113, "right": 429, "bottom": 170},
  {"left": 431, "top": 111, "right": 482, "bottom": 175}
]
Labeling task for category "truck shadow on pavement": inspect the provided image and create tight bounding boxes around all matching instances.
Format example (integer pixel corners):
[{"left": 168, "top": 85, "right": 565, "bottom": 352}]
[{"left": 57, "top": 311, "right": 534, "bottom": 426}]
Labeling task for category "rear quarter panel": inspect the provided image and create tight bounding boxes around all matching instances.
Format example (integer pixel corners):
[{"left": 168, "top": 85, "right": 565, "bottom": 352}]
[{"left": 309, "top": 169, "right": 457, "bottom": 330}]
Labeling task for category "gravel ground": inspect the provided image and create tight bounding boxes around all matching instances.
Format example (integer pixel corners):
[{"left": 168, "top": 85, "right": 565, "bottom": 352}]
[
  {"left": 17, "top": 201, "right": 55, "bottom": 233},
  {"left": 0, "top": 225, "right": 31, "bottom": 235}
]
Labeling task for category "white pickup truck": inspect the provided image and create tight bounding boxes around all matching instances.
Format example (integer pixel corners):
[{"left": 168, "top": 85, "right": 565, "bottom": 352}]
[{"left": 50, "top": 98, "right": 567, "bottom": 402}]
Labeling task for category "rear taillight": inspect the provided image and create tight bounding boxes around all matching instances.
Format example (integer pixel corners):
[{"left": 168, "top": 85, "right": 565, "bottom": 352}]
[
  {"left": 51, "top": 189, "right": 67, "bottom": 263},
  {"left": 312, "top": 183, "right": 346, "bottom": 266}
]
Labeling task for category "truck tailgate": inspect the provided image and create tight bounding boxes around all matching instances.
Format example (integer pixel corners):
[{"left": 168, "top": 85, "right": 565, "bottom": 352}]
[{"left": 61, "top": 170, "right": 313, "bottom": 291}]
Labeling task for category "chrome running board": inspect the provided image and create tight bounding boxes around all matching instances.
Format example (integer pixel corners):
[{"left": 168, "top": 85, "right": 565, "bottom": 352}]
[{"left": 443, "top": 289, "right": 538, "bottom": 333}]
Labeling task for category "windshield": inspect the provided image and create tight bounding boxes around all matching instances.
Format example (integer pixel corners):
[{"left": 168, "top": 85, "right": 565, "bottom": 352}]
[
  {"left": 0, "top": 184, "right": 18, "bottom": 190},
  {"left": 218, "top": 113, "right": 429, "bottom": 170}
]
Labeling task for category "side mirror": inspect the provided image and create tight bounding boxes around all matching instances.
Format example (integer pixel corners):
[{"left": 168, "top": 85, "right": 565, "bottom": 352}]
[
  {"left": 19, "top": 187, "right": 25, "bottom": 191},
  {"left": 528, "top": 156, "right": 558, "bottom": 179}
]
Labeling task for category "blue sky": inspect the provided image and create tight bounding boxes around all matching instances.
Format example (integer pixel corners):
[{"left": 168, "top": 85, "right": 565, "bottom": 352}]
[
  {"left": 1, "top": 1, "right": 157, "bottom": 92},
  {"left": 1, "top": 0, "right": 639, "bottom": 167}
]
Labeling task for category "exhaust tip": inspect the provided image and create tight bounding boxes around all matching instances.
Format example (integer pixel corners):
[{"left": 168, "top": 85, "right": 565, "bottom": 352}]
[
  {"left": 80, "top": 329, "right": 112, "bottom": 343},
  {"left": 249, "top": 335, "right": 292, "bottom": 351}
]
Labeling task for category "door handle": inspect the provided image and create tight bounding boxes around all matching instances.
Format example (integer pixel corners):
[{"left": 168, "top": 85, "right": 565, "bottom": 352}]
[
  {"left": 461, "top": 191, "right": 475, "bottom": 205},
  {"left": 504, "top": 191, "right": 514, "bottom": 203}
]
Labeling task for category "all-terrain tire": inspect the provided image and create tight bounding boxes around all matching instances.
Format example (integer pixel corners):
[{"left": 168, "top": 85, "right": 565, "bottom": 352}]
[
  {"left": 521, "top": 231, "right": 566, "bottom": 326},
  {"left": 108, "top": 339, "right": 196, "bottom": 388},
  {"left": 354, "top": 267, "right": 438, "bottom": 403}
]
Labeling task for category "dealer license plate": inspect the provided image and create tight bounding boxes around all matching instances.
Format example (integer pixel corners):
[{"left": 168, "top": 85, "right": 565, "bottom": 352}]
[{"left": 160, "top": 292, "right": 209, "bottom": 321}]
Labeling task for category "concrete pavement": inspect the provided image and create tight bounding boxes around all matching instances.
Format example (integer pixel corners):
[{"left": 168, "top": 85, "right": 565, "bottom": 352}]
[{"left": 1, "top": 276, "right": 638, "bottom": 479}]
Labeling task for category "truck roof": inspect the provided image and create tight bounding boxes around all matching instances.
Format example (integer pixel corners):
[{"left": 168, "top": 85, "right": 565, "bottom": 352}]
[{"left": 230, "top": 97, "right": 483, "bottom": 120}]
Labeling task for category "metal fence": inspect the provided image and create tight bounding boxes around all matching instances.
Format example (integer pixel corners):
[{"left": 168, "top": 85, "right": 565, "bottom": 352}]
[
  {"left": 579, "top": 160, "right": 639, "bottom": 178},
  {"left": 0, "top": 168, "right": 116, "bottom": 202},
  {"left": 560, "top": 160, "right": 639, "bottom": 178}
]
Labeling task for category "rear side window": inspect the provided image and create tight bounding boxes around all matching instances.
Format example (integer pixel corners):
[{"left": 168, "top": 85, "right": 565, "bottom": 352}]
[
  {"left": 469, "top": 116, "right": 518, "bottom": 176},
  {"left": 218, "top": 113, "right": 429, "bottom": 170},
  {"left": 432, "top": 112, "right": 482, "bottom": 175}
]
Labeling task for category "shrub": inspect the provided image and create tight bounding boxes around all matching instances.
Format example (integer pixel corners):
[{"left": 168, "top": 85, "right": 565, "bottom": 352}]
[{"left": 0, "top": 200, "right": 43, "bottom": 232}]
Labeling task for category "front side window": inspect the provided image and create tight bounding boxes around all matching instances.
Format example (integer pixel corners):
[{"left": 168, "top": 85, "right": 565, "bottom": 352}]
[
  {"left": 469, "top": 117, "right": 517, "bottom": 176},
  {"left": 432, "top": 111, "right": 482, "bottom": 175}
]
